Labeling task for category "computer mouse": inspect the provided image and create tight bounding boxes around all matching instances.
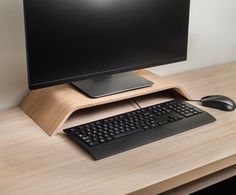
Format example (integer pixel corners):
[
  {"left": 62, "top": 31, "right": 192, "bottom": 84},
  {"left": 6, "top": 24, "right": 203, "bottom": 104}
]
[{"left": 201, "top": 95, "right": 236, "bottom": 111}]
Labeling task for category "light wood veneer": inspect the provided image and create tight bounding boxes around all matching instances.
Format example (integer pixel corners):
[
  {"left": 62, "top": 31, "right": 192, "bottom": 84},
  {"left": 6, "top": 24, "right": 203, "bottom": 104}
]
[{"left": 20, "top": 70, "right": 191, "bottom": 136}]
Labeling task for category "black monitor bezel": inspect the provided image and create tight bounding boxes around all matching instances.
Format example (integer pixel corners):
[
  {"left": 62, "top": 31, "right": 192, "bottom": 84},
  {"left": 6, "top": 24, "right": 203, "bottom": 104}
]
[{"left": 23, "top": 0, "right": 190, "bottom": 90}]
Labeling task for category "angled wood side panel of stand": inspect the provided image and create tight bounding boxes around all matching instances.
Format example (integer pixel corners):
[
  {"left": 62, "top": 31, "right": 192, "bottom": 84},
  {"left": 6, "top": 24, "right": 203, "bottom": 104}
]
[{"left": 20, "top": 70, "right": 192, "bottom": 136}]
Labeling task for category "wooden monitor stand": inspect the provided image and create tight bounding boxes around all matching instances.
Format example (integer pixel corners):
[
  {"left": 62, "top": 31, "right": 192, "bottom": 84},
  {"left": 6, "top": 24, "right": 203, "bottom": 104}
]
[{"left": 20, "top": 70, "right": 192, "bottom": 136}]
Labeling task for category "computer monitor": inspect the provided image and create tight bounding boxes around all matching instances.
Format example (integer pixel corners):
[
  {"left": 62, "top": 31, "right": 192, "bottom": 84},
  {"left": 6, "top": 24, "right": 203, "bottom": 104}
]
[{"left": 23, "top": 0, "right": 190, "bottom": 97}]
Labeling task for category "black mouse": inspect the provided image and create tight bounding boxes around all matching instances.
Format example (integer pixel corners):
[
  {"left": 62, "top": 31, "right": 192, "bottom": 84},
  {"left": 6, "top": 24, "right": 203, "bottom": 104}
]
[{"left": 200, "top": 95, "right": 236, "bottom": 111}]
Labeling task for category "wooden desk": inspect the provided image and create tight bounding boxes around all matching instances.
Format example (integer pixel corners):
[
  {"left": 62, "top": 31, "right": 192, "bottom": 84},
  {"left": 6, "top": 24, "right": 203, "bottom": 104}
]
[{"left": 1, "top": 62, "right": 236, "bottom": 195}]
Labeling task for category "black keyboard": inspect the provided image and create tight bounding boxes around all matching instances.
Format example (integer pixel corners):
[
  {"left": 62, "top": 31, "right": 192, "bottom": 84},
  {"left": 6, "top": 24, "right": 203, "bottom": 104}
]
[{"left": 64, "top": 99, "right": 216, "bottom": 160}]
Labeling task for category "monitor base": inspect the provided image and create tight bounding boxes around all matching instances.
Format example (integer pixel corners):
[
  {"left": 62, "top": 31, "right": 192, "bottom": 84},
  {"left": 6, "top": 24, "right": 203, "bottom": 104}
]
[{"left": 72, "top": 72, "right": 153, "bottom": 98}]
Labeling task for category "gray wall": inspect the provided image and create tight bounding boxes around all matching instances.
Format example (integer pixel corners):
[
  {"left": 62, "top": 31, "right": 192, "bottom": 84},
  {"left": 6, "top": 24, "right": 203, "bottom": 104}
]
[
  {"left": 0, "top": 0, "right": 236, "bottom": 111},
  {"left": 0, "top": 0, "right": 27, "bottom": 111}
]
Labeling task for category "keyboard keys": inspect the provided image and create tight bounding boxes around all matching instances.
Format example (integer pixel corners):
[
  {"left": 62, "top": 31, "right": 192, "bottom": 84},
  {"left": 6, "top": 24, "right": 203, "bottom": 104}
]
[
  {"left": 64, "top": 100, "right": 208, "bottom": 148},
  {"left": 113, "top": 127, "right": 144, "bottom": 139}
]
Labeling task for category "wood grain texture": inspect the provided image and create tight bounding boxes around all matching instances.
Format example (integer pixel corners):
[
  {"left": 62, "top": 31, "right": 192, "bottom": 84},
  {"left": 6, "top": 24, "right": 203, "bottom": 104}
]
[
  {"left": 1, "top": 62, "right": 236, "bottom": 195},
  {"left": 20, "top": 70, "right": 191, "bottom": 136}
]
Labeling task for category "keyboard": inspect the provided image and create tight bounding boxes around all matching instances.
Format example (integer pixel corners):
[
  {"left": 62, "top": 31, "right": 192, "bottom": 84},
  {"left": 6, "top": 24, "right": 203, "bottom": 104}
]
[{"left": 64, "top": 99, "right": 216, "bottom": 160}]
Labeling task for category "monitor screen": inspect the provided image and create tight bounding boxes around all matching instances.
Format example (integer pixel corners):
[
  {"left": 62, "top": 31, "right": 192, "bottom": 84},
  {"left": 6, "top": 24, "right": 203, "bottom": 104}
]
[{"left": 24, "top": 0, "right": 190, "bottom": 89}]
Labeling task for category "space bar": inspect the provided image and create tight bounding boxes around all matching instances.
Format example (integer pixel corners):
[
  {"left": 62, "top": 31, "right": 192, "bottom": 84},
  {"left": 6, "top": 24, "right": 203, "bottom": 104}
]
[{"left": 113, "top": 127, "right": 144, "bottom": 139}]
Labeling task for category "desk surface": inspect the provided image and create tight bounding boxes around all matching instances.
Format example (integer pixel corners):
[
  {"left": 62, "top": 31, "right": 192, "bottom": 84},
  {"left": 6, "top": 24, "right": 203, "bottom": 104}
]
[{"left": 1, "top": 62, "right": 236, "bottom": 195}]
